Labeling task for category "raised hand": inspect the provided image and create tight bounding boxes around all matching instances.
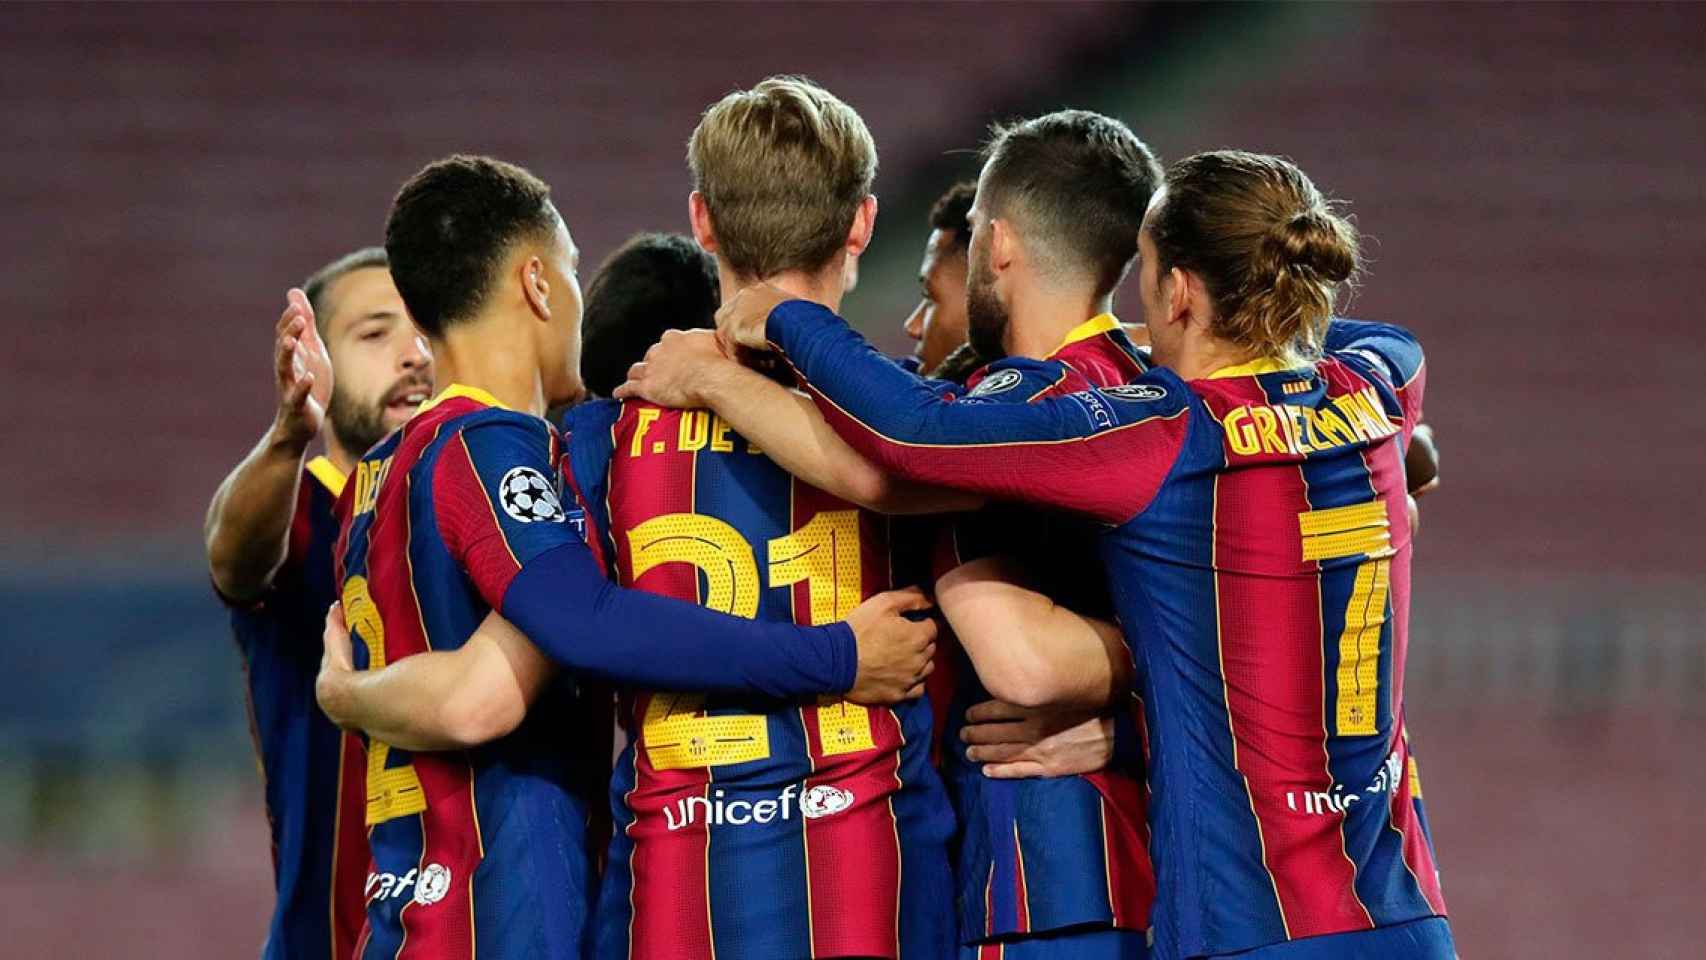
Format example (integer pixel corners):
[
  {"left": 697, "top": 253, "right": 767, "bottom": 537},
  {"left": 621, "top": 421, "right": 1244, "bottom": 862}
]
[
  {"left": 713, "top": 281, "right": 795, "bottom": 353},
  {"left": 959, "top": 699, "right": 1115, "bottom": 779},
  {"left": 613, "top": 328, "right": 733, "bottom": 408},
  {"left": 843, "top": 586, "right": 937, "bottom": 705},
  {"left": 273, "top": 288, "right": 333, "bottom": 448}
]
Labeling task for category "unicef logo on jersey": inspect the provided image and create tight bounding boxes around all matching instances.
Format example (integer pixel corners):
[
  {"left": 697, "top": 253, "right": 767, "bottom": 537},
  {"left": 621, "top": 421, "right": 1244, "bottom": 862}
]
[
  {"left": 662, "top": 782, "right": 856, "bottom": 831},
  {"left": 799, "top": 784, "right": 855, "bottom": 819},
  {"left": 413, "top": 863, "right": 452, "bottom": 906},
  {"left": 498, "top": 467, "right": 565, "bottom": 523}
]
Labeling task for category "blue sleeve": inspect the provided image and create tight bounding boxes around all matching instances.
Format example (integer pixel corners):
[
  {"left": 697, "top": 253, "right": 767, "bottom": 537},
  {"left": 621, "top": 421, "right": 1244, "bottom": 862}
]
[
  {"left": 1324, "top": 318, "right": 1424, "bottom": 391},
  {"left": 501, "top": 543, "right": 857, "bottom": 697},
  {"left": 764, "top": 299, "right": 1192, "bottom": 523},
  {"left": 440, "top": 412, "right": 856, "bottom": 697},
  {"left": 1323, "top": 318, "right": 1426, "bottom": 430}
]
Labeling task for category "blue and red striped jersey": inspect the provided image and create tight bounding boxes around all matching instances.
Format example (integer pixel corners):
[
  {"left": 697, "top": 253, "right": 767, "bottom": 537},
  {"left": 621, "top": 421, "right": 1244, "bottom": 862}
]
[
  {"left": 933, "top": 315, "right": 1156, "bottom": 946},
  {"left": 561, "top": 396, "right": 956, "bottom": 960},
  {"left": 767, "top": 304, "right": 1448, "bottom": 960},
  {"left": 334, "top": 385, "right": 603, "bottom": 960},
  {"left": 222, "top": 456, "right": 368, "bottom": 960}
]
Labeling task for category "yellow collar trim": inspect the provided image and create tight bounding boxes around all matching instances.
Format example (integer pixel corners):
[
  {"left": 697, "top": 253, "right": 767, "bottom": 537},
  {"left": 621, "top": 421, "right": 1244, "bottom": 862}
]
[
  {"left": 419, "top": 383, "right": 508, "bottom": 413},
  {"left": 1205, "top": 356, "right": 1305, "bottom": 380},
  {"left": 305, "top": 456, "right": 348, "bottom": 498},
  {"left": 1045, "top": 314, "right": 1122, "bottom": 358}
]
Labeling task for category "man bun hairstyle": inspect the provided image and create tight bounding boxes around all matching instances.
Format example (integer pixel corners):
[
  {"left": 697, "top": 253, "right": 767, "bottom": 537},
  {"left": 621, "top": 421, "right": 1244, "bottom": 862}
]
[
  {"left": 978, "top": 109, "right": 1163, "bottom": 297},
  {"left": 384, "top": 154, "right": 558, "bottom": 338},
  {"left": 1149, "top": 150, "right": 1359, "bottom": 364},
  {"left": 688, "top": 75, "right": 878, "bottom": 281}
]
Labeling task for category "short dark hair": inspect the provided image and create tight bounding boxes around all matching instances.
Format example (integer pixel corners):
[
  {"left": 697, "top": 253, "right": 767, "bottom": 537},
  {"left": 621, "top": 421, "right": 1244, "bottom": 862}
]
[
  {"left": 302, "top": 246, "right": 388, "bottom": 336},
  {"left": 383, "top": 155, "right": 557, "bottom": 337},
  {"left": 580, "top": 233, "right": 720, "bottom": 398},
  {"left": 928, "top": 181, "right": 978, "bottom": 253},
  {"left": 979, "top": 110, "right": 1163, "bottom": 297}
]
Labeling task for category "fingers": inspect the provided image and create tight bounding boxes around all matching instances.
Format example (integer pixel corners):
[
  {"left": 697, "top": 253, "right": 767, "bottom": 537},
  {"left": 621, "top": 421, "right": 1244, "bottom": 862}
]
[
  {"left": 959, "top": 721, "right": 1032, "bottom": 745},
  {"left": 964, "top": 699, "right": 1029, "bottom": 725},
  {"left": 900, "top": 680, "right": 927, "bottom": 701},
  {"left": 325, "top": 601, "right": 346, "bottom": 633},
  {"left": 283, "top": 372, "right": 313, "bottom": 411},
  {"left": 982, "top": 761, "right": 1049, "bottom": 780},
  {"left": 612, "top": 380, "right": 637, "bottom": 400},
  {"left": 964, "top": 742, "right": 1028, "bottom": 764},
  {"left": 881, "top": 585, "right": 932, "bottom": 613}
]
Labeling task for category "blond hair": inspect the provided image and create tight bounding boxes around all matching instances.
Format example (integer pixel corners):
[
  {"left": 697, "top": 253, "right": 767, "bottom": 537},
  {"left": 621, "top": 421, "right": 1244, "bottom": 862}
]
[
  {"left": 1149, "top": 151, "right": 1359, "bottom": 365},
  {"left": 688, "top": 76, "right": 878, "bottom": 280}
]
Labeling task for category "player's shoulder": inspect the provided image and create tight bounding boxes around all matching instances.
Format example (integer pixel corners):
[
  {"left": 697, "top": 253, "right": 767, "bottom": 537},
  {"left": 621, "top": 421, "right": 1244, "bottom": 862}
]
[
  {"left": 961, "top": 356, "right": 1071, "bottom": 404},
  {"left": 1323, "top": 317, "right": 1423, "bottom": 389},
  {"left": 557, "top": 396, "right": 621, "bottom": 431}
]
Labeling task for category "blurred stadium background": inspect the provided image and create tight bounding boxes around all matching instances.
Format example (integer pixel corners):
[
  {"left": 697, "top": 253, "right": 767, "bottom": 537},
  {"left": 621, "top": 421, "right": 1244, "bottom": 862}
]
[{"left": 1, "top": 2, "right": 1700, "bottom": 956}]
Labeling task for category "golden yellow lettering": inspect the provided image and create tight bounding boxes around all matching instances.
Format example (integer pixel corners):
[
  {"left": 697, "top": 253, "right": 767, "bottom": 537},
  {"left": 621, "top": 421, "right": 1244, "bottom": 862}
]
[
  {"left": 627, "top": 512, "right": 759, "bottom": 616},
  {"left": 709, "top": 414, "right": 735, "bottom": 453},
  {"left": 1314, "top": 406, "right": 1356, "bottom": 447},
  {"left": 1246, "top": 406, "right": 1285, "bottom": 455},
  {"left": 629, "top": 407, "right": 661, "bottom": 458},
  {"left": 343, "top": 576, "right": 427, "bottom": 824},
  {"left": 1331, "top": 394, "right": 1373, "bottom": 441},
  {"left": 677, "top": 410, "right": 709, "bottom": 452},
  {"left": 1223, "top": 407, "right": 1260, "bottom": 456},
  {"left": 768, "top": 510, "right": 875, "bottom": 756}
]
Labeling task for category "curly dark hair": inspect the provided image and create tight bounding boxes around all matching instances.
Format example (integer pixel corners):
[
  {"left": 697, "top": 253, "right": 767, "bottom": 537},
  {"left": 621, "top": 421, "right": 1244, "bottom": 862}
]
[
  {"left": 928, "top": 181, "right": 978, "bottom": 253},
  {"left": 383, "top": 155, "right": 558, "bottom": 337},
  {"left": 579, "top": 233, "right": 720, "bottom": 398}
]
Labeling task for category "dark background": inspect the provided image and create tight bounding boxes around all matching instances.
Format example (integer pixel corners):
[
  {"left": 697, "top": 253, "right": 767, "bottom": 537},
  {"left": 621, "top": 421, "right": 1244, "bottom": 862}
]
[{"left": 1, "top": 3, "right": 1700, "bottom": 956}]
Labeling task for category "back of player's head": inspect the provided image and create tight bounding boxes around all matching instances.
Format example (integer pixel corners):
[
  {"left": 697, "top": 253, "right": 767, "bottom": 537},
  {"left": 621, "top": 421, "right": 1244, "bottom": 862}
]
[
  {"left": 688, "top": 76, "right": 878, "bottom": 280},
  {"left": 580, "top": 233, "right": 719, "bottom": 398},
  {"left": 384, "top": 154, "right": 558, "bottom": 338},
  {"left": 978, "top": 110, "right": 1162, "bottom": 297},
  {"left": 928, "top": 181, "right": 978, "bottom": 253},
  {"left": 302, "top": 246, "right": 388, "bottom": 336},
  {"left": 1148, "top": 150, "right": 1359, "bottom": 362}
]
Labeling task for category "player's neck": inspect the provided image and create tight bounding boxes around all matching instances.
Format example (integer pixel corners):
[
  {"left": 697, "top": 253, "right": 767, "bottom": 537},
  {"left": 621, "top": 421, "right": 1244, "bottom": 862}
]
[
  {"left": 429, "top": 323, "right": 548, "bottom": 417},
  {"left": 321, "top": 434, "right": 359, "bottom": 475},
  {"left": 1160, "top": 330, "right": 1261, "bottom": 381},
  {"left": 720, "top": 265, "right": 845, "bottom": 315},
  {"left": 1006, "top": 285, "right": 1111, "bottom": 360}
]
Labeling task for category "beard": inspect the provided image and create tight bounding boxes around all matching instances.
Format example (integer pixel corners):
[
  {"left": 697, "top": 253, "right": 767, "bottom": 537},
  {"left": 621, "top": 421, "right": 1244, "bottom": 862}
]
[
  {"left": 327, "top": 386, "right": 390, "bottom": 459},
  {"left": 965, "top": 254, "right": 1010, "bottom": 361}
]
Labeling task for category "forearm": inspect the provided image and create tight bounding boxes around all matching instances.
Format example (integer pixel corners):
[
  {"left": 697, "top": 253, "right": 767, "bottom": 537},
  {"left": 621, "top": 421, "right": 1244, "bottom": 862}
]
[
  {"left": 938, "top": 559, "right": 1129, "bottom": 709},
  {"left": 500, "top": 543, "right": 857, "bottom": 697},
  {"left": 699, "top": 362, "right": 978, "bottom": 516},
  {"left": 205, "top": 425, "right": 309, "bottom": 602},
  {"left": 318, "top": 634, "right": 533, "bottom": 752},
  {"left": 765, "top": 300, "right": 1139, "bottom": 521}
]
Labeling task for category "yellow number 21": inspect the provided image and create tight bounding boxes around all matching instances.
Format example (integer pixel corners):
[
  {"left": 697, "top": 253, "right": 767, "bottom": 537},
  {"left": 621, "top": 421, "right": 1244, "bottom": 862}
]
[{"left": 626, "top": 509, "right": 875, "bottom": 768}]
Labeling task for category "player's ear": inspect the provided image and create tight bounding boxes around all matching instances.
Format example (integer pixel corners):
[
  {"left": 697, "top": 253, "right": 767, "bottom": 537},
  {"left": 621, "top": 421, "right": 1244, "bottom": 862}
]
[
  {"left": 989, "top": 218, "right": 1016, "bottom": 275},
  {"left": 521, "top": 255, "right": 551, "bottom": 322},
  {"left": 846, "top": 194, "right": 877, "bottom": 257},
  {"left": 1166, "top": 266, "right": 1195, "bottom": 328},
  {"left": 689, "top": 192, "right": 719, "bottom": 255}
]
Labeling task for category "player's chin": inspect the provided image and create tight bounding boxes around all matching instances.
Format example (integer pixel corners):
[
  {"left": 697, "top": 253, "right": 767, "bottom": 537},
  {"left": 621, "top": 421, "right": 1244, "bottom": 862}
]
[{"left": 380, "top": 400, "right": 420, "bottom": 431}]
